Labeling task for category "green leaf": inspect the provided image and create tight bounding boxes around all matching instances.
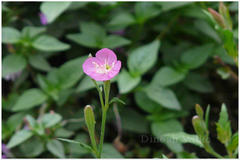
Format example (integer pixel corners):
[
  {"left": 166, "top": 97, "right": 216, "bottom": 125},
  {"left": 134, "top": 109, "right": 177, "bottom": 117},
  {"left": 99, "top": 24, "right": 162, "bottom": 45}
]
[
  {"left": 108, "top": 12, "right": 135, "bottom": 30},
  {"left": 117, "top": 69, "right": 141, "bottom": 94},
  {"left": 80, "top": 22, "right": 106, "bottom": 40},
  {"left": 47, "top": 139, "right": 65, "bottom": 158},
  {"left": 67, "top": 22, "right": 108, "bottom": 48},
  {"left": 221, "top": 29, "right": 237, "bottom": 60},
  {"left": 57, "top": 89, "right": 74, "bottom": 106},
  {"left": 162, "top": 132, "right": 203, "bottom": 147},
  {"left": 57, "top": 138, "right": 92, "bottom": 152},
  {"left": 7, "top": 129, "right": 33, "bottom": 149},
  {"left": 68, "top": 2, "right": 88, "bottom": 10},
  {"left": 151, "top": 119, "right": 183, "bottom": 153},
  {"left": 216, "top": 104, "right": 232, "bottom": 145},
  {"left": 37, "top": 74, "right": 59, "bottom": 101},
  {"left": 29, "top": 54, "right": 52, "bottom": 72},
  {"left": 195, "top": 104, "right": 204, "bottom": 120},
  {"left": 40, "top": 113, "right": 62, "bottom": 128},
  {"left": 219, "top": 2, "right": 232, "bottom": 30},
  {"left": 101, "top": 35, "right": 131, "bottom": 49},
  {"left": 183, "top": 73, "right": 214, "bottom": 93},
  {"left": 134, "top": 91, "right": 162, "bottom": 113},
  {"left": 68, "top": 22, "right": 130, "bottom": 49},
  {"left": 2, "top": 27, "right": 21, "bottom": 43},
  {"left": 101, "top": 144, "right": 123, "bottom": 158},
  {"left": 25, "top": 115, "right": 37, "bottom": 129},
  {"left": 158, "top": 2, "right": 192, "bottom": 12},
  {"left": 128, "top": 40, "right": 160, "bottom": 76},
  {"left": 109, "top": 97, "right": 125, "bottom": 105},
  {"left": 205, "top": 105, "right": 211, "bottom": 128},
  {"left": 67, "top": 22, "right": 107, "bottom": 48},
  {"left": 19, "top": 136, "right": 44, "bottom": 157},
  {"left": 135, "top": 2, "right": 161, "bottom": 23},
  {"left": 194, "top": 20, "right": 221, "bottom": 43},
  {"left": 76, "top": 76, "right": 102, "bottom": 92},
  {"left": 21, "top": 26, "right": 46, "bottom": 38},
  {"left": 181, "top": 44, "right": 214, "bottom": 69},
  {"left": 67, "top": 33, "right": 99, "bottom": 48},
  {"left": 12, "top": 89, "right": 47, "bottom": 111},
  {"left": 6, "top": 112, "right": 27, "bottom": 132},
  {"left": 66, "top": 133, "right": 91, "bottom": 156},
  {"left": 151, "top": 66, "right": 186, "bottom": 87},
  {"left": 177, "top": 152, "right": 198, "bottom": 158},
  {"left": 40, "top": 2, "right": 71, "bottom": 23},
  {"left": 162, "top": 154, "right": 168, "bottom": 158},
  {"left": 214, "top": 46, "right": 235, "bottom": 65},
  {"left": 2, "top": 54, "right": 27, "bottom": 77},
  {"left": 147, "top": 110, "right": 187, "bottom": 122},
  {"left": 2, "top": 92, "right": 19, "bottom": 111},
  {"left": 217, "top": 67, "right": 231, "bottom": 79},
  {"left": 55, "top": 128, "right": 74, "bottom": 138},
  {"left": 227, "top": 132, "right": 238, "bottom": 155},
  {"left": 121, "top": 108, "right": 148, "bottom": 133},
  {"left": 57, "top": 56, "right": 86, "bottom": 89},
  {"left": 33, "top": 35, "right": 70, "bottom": 52},
  {"left": 145, "top": 84, "right": 181, "bottom": 110}
]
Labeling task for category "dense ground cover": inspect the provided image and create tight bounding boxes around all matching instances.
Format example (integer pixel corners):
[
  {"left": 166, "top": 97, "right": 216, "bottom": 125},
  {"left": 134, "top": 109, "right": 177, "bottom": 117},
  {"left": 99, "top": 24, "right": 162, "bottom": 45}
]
[{"left": 2, "top": 1, "right": 238, "bottom": 158}]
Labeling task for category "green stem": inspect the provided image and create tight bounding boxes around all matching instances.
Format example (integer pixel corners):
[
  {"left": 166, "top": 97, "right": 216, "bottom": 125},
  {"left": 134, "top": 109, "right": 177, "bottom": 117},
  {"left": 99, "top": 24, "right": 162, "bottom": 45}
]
[
  {"left": 98, "top": 80, "right": 111, "bottom": 157},
  {"left": 103, "top": 80, "right": 110, "bottom": 110},
  {"left": 204, "top": 142, "right": 223, "bottom": 158},
  {"left": 98, "top": 108, "right": 107, "bottom": 157},
  {"left": 91, "top": 79, "right": 104, "bottom": 109},
  {"left": 225, "top": 143, "right": 233, "bottom": 158},
  {"left": 89, "top": 131, "right": 98, "bottom": 158}
]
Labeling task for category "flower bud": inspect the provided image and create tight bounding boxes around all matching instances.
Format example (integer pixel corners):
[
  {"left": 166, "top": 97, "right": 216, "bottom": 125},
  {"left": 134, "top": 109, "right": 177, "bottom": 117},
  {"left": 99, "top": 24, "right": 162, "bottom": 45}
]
[
  {"left": 88, "top": 53, "right": 93, "bottom": 58},
  {"left": 208, "top": 8, "right": 225, "bottom": 28},
  {"left": 219, "top": 2, "right": 232, "bottom": 30},
  {"left": 195, "top": 104, "right": 204, "bottom": 120},
  {"left": 84, "top": 105, "right": 96, "bottom": 132},
  {"left": 84, "top": 105, "right": 98, "bottom": 151}
]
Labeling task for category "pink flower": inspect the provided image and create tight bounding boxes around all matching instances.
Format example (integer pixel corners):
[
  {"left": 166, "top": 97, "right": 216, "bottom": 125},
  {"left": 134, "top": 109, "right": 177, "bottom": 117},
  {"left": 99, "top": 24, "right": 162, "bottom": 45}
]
[
  {"left": 83, "top": 48, "right": 121, "bottom": 81},
  {"left": 39, "top": 12, "right": 48, "bottom": 25}
]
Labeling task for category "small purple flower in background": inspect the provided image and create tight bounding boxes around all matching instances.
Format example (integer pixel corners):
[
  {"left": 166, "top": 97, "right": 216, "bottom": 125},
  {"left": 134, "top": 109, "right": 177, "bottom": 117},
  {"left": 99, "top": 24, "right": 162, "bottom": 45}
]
[
  {"left": 4, "top": 71, "right": 22, "bottom": 81},
  {"left": 83, "top": 48, "right": 121, "bottom": 81},
  {"left": 39, "top": 12, "right": 48, "bottom": 25},
  {"left": 110, "top": 29, "right": 125, "bottom": 36},
  {"left": 2, "top": 144, "right": 10, "bottom": 158}
]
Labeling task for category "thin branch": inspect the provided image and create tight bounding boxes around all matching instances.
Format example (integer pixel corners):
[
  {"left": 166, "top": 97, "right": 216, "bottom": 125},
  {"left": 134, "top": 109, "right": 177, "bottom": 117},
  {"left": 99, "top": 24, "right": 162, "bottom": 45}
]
[
  {"left": 113, "top": 102, "right": 122, "bottom": 138},
  {"left": 214, "top": 56, "right": 238, "bottom": 81}
]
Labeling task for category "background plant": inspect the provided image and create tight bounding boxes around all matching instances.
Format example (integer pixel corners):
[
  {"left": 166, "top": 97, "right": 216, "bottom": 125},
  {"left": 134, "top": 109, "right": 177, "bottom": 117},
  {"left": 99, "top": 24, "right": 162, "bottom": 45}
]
[{"left": 2, "top": 1, "right": 238, "bottom": 158}]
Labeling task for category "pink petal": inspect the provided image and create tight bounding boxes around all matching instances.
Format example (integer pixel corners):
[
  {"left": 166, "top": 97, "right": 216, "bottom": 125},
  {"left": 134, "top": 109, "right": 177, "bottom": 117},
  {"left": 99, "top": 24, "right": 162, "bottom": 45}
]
[
  {"left": 96, "top": 48, "right": 117, "bottom": 64},
  {"left": 89, "top": 72, "right": 109, "bottom": 81},
  {"left": 107, "top": 60, "right": 121, "bottom": 79},
  {"left": 82, "top": 57, "right": 101, "bottom": 76}
]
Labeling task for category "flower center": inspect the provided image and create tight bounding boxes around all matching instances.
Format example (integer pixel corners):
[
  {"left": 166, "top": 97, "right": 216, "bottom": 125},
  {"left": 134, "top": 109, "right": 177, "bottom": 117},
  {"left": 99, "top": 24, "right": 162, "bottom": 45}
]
[
  {"left": 105, "top": 64, "right": 111, "bottom": 70},
  {"left": 92, "top": 61, "right": 115, "bottom": 74}
]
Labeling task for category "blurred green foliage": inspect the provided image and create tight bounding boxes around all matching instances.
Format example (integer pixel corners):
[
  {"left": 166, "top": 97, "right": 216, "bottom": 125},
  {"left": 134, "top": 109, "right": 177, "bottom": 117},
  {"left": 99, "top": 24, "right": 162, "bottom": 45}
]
[{"left": 2, "top": 1, "right": 238, "bottom": 158}]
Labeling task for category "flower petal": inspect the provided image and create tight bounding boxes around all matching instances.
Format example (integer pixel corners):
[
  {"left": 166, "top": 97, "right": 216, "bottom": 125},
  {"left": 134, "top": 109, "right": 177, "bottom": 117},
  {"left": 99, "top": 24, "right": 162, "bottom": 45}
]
[
  {"left": 88, "top": 72, "right": 109, "bottom": 81},
  {"left": 96, "top": 48, "right": 117, "bottom": 64},
  {"left": 82, "top": 57, "right": 101, "bottom": 75},
  {"left": 108, "top": 60, "right": 121, "bottom": 79}
]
